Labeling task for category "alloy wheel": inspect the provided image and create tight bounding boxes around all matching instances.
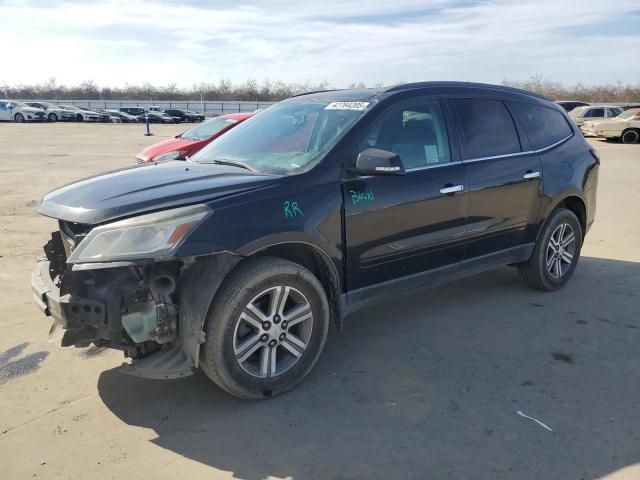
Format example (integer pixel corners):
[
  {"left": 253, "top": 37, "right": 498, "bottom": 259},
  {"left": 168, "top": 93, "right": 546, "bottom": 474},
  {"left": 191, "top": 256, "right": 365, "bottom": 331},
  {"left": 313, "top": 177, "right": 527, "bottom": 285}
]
[
  {"left": 546, "top": 223, "right": 576, "bottom": 279},
  {"left": 233, "top": 285, "right": 313, "bottom": 378}
]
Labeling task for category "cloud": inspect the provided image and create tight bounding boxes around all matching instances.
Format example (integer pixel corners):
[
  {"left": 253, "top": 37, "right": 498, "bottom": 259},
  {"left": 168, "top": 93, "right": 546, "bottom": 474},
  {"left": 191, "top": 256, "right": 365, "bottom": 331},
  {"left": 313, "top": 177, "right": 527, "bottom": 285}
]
[{"left": 0, "top": 0, "right": 639, "bottom": 87}]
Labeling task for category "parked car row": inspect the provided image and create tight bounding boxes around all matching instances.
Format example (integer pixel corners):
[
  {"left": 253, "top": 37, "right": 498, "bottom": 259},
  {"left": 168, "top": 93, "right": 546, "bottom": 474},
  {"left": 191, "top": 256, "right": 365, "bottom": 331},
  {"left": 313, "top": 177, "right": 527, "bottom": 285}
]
[
  {"left": 555, "top": 100, "right": 640, "bottom": 113},
  {"left": 0, "top": 101, "right": 206, "bottom": 124},
  {"left": 554, "top": 101, "right": 640, "bottom": 144}
]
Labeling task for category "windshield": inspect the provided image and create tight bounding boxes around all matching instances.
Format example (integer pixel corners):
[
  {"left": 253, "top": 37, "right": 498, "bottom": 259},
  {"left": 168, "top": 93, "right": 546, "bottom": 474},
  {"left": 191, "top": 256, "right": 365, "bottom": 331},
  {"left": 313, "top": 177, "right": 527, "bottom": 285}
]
[
  {"left": 191, "top": 100, "right": 370, "bottom": 174},
  {"left": 181, "top": 117, "right": 238, "bottom": 141},
  {"left": 619, "top": 109, "right": 640, "bottom": 119},
  {"left": 569, "top": 106, "right": 587, "bottom": 117}
]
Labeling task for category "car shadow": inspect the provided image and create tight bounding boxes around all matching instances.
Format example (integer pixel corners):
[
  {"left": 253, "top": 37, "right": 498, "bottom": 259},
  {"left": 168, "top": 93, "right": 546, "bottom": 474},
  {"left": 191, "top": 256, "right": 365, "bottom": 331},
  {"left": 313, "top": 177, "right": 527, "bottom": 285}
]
[{"left": 98, "top": 256, "right": 640, "bottom": 480}]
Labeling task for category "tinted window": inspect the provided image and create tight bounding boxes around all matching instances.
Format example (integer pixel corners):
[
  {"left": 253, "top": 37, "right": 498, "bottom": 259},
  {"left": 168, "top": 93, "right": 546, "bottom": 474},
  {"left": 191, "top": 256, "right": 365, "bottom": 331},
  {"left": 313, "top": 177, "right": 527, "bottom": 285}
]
[
  {"left": 586, "top": 108, "right": 604, "bottom": 118},
  {"left": 450, "top": 98, "right": 521, "bottom": 159},
  {"left": 511, "top": 101, "right": 573, "bottom": 150},
  {"left": 360, "top": 100, "right": 451, "bottom": 169}
]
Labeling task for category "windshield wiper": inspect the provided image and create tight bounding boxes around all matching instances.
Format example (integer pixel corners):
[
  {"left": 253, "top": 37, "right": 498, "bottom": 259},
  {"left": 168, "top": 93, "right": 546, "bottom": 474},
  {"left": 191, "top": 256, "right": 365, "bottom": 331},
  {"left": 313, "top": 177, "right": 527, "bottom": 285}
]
[{"left": 202, "top": 159, "right": 255, "bottom": 172}]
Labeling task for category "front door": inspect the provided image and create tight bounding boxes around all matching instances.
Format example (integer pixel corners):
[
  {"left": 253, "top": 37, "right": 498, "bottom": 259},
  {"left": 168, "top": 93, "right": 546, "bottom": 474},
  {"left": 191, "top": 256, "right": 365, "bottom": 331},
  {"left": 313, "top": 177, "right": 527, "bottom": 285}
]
[{"left": 343, "top": 98, "right": 468, "bottom": 292}]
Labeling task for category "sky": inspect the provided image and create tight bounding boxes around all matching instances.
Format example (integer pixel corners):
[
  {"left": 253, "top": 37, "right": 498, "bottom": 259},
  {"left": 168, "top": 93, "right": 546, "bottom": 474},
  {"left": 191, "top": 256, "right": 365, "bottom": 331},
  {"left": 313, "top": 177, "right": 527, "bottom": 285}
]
[{"left": 1, "top": 0, "right": 639, "bottom": 88}]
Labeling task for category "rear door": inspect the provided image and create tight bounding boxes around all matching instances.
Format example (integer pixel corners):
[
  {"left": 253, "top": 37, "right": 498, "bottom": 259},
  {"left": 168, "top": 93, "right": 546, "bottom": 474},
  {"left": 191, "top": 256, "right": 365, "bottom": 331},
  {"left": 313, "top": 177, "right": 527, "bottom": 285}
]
[
  {"left": 449, "top": 97, "right": 542, "bottom": 260},
  {"left": 343, "top": 97, "right": 468, "bottom": 291}
]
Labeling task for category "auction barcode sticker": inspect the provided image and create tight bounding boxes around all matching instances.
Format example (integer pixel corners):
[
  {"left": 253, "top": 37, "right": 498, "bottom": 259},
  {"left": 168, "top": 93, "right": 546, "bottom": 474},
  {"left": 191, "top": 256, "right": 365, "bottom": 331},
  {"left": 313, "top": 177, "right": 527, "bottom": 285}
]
[{"left": 325, "top": 102, "right": 370, "bottom": 111}]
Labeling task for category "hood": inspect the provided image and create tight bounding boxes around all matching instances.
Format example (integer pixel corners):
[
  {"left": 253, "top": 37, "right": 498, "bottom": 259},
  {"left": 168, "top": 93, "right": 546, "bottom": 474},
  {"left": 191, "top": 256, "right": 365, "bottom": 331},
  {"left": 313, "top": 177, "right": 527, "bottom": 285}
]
[
  {"left": 38, "top": 161, "right": 277, "bottom": 225},
  {"left": 137, "top": 136, "right": 197, "bottom": 160}
]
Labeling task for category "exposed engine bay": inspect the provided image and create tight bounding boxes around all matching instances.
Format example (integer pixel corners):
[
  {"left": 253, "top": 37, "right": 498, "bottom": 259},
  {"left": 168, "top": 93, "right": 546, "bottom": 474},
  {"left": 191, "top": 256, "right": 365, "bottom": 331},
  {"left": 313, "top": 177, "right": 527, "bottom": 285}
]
[{"left": 32, "top": 222, "right": 241, "bottom": 378}]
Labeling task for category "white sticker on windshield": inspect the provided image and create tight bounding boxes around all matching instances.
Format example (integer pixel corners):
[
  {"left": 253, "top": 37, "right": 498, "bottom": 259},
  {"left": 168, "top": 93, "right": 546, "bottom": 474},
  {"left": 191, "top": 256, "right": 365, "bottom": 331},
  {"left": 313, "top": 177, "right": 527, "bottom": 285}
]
[{"left": 325, "top": 102, "right": 370, "bottom": 111}]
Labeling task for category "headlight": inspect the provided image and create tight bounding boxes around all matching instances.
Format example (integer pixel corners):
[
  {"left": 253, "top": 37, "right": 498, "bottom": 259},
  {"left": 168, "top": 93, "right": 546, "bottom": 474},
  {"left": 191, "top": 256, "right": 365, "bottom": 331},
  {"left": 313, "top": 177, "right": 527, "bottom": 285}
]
[
  {"left": 153, "top": 151, "right": 184, "bottom": 163},
  {"left": 66, "top": 204, "right": 212, "bottom": 264}
]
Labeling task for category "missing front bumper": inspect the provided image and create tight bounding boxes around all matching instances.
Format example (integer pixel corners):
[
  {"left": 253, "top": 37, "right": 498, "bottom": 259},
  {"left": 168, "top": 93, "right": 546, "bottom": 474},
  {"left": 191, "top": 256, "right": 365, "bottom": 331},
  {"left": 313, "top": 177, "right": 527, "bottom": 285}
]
[{"left": 32, "top": 259, "right": 106, "bottom": 346}]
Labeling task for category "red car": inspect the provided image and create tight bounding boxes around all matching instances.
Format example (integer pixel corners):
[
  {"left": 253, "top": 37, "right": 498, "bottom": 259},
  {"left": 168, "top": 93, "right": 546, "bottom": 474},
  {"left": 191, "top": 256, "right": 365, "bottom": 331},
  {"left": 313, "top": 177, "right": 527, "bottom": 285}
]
[{"left": 135, "top": 112, "right": 254, "bottom": 164}]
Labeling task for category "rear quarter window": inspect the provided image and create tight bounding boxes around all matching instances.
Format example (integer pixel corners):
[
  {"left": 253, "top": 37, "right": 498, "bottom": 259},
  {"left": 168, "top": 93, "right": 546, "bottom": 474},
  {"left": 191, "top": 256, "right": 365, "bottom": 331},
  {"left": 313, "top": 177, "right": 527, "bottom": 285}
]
[{"left": 511, "top": 101, "right": 573, "bottom": 150}]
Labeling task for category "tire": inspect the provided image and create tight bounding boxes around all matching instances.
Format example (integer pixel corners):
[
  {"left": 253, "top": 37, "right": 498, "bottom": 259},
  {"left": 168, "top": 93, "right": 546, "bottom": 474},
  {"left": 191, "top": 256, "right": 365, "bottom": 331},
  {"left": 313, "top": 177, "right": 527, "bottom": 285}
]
[
  {"left": 200, "top": 256, "right": 330, "bottom": 399},
  {"left": 14, "top": 113, "right": 25, "bottom": 123},
  {"left": 518, "top": 208, "right": 582, "bottom": 291},
  {"left": 76, "top": 114, "right": 84, "bottom": 122},
  {"left": 48, "top": 113, "right": 58, "bottom": 122},
  {"left": 621, "top": 129, "right": 639, "bottom": 144}
]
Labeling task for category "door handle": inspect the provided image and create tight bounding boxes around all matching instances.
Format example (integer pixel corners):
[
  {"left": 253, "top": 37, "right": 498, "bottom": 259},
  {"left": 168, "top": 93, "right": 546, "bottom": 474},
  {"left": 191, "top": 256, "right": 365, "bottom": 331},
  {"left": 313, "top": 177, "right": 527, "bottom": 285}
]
[
  {"left": 439, "top": 184, "right": 464, "bottom": 195},
  {"left": 523, "top": 171, "right": 541, "bottom": 179}
]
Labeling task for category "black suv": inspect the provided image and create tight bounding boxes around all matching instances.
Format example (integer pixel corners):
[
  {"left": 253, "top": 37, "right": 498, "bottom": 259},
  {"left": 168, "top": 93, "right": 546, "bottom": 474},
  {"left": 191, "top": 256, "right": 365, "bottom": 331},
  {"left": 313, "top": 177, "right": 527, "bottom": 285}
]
[
  {"left": 32, "top": 82, "right": 598, "bottom": 398},
  {"left": 164, "top": 109, "right": 204, "bottom": 122},
  {"left": 119, "top": 107, "right": 147, "bottom": 117}
]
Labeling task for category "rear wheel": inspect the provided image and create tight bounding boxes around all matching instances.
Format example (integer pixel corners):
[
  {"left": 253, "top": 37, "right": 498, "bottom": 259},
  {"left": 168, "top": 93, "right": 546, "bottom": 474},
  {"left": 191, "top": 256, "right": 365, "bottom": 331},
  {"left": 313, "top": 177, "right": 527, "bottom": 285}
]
[
  {"left": 200, "top": 256, "right": 330, "bottom": 399},
  {"left": 518, "top": 208, "right": 582, "bottom": 291},
  {"left": 48, "top": 113, "right": 58, "bottom": 122},
  {"left": 14, "top": 113, "right": 25, "bottom": 123},
  {"left": 621, "top": 129, "right": 639, "bottom": 144}
]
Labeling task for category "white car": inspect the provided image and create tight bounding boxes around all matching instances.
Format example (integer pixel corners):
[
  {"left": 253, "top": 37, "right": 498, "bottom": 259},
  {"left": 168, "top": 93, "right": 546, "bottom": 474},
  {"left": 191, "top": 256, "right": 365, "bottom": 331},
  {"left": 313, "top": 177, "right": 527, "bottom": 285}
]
[
  {"left": 582, "top": 108, "right": 640, "bottom": 144},
  {"left": 58, "top": 105, "right": 101, "bottom": 122},
  {"left": 26, "top": 102, "right": 76, "bottom": 122},
  {"left": 569, "top": 105, "right": 623, "bottom": 130},
  {"left": 0, "top": 101, "right": 46, "bottom": 122}
]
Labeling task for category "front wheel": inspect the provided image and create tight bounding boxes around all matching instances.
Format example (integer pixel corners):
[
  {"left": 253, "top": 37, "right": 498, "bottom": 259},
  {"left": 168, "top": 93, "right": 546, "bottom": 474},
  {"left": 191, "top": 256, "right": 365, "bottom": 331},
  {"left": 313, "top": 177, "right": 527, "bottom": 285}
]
[
  {"left": 48, "top": 113, "right": 58, "bottom": 122},
  {"left": 76, "top": 114, "right": 84, "bottom": 122},
  {"left": 200, "top": 256, "right": 330, "bottom": 399},
  {"left": 14, "top": 113, "right": 25, "bottom": 123},
  {"left": 518, "top": 208, "right": 582, "bottom": 291}
]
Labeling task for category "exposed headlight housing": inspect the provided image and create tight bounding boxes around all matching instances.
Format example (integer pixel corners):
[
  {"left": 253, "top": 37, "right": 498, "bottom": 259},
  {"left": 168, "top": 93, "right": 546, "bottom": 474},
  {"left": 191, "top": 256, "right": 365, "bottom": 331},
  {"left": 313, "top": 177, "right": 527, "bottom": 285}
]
[
  {"left": 153, "top": 151, "right": 184, "bottom": 163},
  {"left": 66, "top": 204, "right": 212, "bottom": 264}
]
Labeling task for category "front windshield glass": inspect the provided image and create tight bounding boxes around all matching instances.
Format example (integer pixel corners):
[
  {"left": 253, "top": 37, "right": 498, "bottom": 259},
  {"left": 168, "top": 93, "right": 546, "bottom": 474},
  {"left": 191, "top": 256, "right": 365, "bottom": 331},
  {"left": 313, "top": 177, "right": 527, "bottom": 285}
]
[
  {"left": 569, "top": 106, "right": 587, "bottom": 117},
  {"left": 191, "top": 100, "right": 370, "bottom": 174},
  {"left": 619, "top": 109, "right": 640, "bottom": 119},
  {"left": 181, "top": 117, "right": 237, "bottom": 141}
]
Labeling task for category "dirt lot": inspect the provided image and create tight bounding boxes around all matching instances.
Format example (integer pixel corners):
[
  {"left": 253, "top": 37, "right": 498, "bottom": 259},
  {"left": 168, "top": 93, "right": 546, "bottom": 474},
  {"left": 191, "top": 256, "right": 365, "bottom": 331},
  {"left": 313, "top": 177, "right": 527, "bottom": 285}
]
[{"left": 0, "top": 122, "right": 638, "bottom": 480}]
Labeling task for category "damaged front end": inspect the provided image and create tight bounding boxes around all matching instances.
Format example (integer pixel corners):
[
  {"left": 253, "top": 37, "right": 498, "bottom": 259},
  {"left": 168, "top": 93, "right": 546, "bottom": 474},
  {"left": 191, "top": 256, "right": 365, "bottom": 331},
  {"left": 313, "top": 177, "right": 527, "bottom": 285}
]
[{"left": 31, "top": 205, "right": 241, "bottom": 379}]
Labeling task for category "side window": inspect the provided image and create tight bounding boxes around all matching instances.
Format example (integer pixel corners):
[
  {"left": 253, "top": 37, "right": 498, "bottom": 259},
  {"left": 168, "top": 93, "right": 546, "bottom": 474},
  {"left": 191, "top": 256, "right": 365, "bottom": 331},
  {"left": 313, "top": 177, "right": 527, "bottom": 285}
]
[
  {"left": 590, "top": 108, "right": 604, "bottom": 118},
  {"left": 511, "top": 101, "right": 573, "bottom": 150},
  {"left": 606, "top": 108, "right": 621, "bottom": 118},
  {"left": 359, "top": 100, "right": 451, "bottom": 169},
  {"left": 450, "top": 98, "right": 521, "bottom": 159}
]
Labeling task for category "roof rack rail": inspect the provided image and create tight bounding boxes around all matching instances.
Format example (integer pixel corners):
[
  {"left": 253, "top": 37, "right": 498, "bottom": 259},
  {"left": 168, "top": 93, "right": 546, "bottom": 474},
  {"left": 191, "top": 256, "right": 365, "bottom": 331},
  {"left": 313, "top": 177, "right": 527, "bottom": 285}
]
[
  {"left": 288, "top": 89, "right": 342, "bottom": 98},
  {"left": 382, "top": 81, "right": 548, "bottom": 100}
]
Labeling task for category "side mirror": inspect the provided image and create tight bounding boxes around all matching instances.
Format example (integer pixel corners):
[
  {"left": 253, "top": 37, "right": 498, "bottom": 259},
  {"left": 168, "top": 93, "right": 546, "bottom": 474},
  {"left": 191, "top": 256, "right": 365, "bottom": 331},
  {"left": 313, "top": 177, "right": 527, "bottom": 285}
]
[{"left": 353, "top": 148, "right": 406, "bottom": 176}]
